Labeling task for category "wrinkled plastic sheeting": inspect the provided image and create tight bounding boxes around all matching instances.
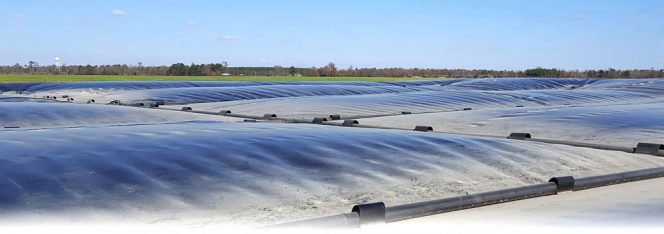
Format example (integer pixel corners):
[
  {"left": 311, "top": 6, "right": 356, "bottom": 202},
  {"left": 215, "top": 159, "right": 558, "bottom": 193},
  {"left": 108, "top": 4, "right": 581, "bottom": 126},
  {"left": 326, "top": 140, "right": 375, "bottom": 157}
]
[
  {"left": 1, "top": 122, "right": 663, "bottom": 212},
  {"left": 93, "top": 84, "right": 440, "bottom": 104},
  {"left": 580, "top": 79, "right": 664, "bottom": 94},
  {"left": 0, "top": 78, "right": 597, "bottom": 93},
  {"left": 443, "top": 78, "right": 596, "bottom": 91},
  {"left": 356, "top": 101, "right": 664, "bottom": 148},
  {"left": 179, "top": 86, "right": 664, "bottom": 118},
  {"left": 0, "top": 80, "right": 457, "bottom": 92},
  {"left": 0, "top": 102, "right": 231, "bottom": 128},
  {"left": 6, "top": 79, "right": 664, "bottom": 107},
  {"left": 0, "top": 96, "right": 59, "bottom": 103}
]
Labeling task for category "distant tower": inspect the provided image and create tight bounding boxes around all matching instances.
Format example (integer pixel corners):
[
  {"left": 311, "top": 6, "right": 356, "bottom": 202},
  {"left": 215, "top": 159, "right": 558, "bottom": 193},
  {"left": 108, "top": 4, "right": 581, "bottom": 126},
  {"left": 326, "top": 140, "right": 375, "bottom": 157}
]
[{"left": 54, "top": 56, "right": 61, "bottom": 68}]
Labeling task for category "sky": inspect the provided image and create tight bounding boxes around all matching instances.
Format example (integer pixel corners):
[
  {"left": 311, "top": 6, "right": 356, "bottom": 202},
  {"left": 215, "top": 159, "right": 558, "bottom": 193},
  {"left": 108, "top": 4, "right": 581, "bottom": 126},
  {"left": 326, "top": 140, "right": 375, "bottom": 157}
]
[{"left": 1, "top": 0, "right": 663, "bottom": 70}]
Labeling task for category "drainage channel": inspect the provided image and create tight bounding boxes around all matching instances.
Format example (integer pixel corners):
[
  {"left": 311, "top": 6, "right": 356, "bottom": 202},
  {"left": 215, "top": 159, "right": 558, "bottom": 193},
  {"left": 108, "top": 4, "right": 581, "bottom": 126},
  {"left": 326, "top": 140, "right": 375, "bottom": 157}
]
[{"left": 272, "top": 166, "right": 664, "bottom": 229}]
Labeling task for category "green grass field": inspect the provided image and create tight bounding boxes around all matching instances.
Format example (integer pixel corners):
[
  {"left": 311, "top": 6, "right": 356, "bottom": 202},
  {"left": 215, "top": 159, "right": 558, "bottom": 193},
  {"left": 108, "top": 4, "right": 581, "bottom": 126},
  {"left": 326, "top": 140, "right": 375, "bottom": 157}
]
[{"left": 0, "top": 74, "right": 447, "bottom": 83}]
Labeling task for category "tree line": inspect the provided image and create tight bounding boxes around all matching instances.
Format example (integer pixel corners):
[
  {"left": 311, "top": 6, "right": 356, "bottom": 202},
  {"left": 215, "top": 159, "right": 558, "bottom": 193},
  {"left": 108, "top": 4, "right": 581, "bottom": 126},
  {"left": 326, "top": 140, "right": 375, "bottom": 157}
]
[{"left": 1, "top": 62, "right": 663, "bottom": 78}]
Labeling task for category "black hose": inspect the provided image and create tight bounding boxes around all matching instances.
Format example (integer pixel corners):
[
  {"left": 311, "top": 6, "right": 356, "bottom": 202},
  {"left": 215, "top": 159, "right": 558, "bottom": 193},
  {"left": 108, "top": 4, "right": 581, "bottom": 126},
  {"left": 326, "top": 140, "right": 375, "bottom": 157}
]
[
  {"left": 273, "top": 166, "right": 664, "bottom": 228},
  {"left": 384, "top": 182, "right": 558, "bottom": 222},
  {"left": 573, "top": 167, "right": 664, "bottom": 191}
]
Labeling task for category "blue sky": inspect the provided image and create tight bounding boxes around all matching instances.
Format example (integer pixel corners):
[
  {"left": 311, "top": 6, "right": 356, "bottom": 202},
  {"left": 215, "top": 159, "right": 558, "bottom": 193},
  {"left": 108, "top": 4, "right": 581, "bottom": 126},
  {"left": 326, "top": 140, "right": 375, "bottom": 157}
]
[{"left": 2, "top": 0, "right": 663, "bottom": 69}]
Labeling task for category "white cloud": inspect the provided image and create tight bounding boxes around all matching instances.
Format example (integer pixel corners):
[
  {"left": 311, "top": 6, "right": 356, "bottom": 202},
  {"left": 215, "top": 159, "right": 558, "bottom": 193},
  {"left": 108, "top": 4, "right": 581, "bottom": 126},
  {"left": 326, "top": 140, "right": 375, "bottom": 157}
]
[
  {"left": 186, "top": 20, "right": 200, "bottom": 26},
  {"left": 220, "top": 35, "right": 238, "bottom": 41},
  {"left": 112, "top": 10, "right": 126, "bottom": 16}
]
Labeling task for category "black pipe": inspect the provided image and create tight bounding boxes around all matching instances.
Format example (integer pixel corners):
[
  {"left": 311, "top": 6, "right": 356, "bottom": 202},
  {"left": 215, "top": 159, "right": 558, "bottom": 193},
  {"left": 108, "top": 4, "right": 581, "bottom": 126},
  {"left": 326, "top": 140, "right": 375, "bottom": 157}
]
[
  {"left": 548, "top": 176, "right": 575, "bottom": 192},
  {"left": 312, "top": 117, "right": 329, "bottom": 124},
  {"left": 384, "top": 182, "right": 558, "bottom": 222},
  {"left": 343, "top": 124, "right": 646, "bottom": 158},
  {"left": 342, "top": 119, "right": 359, "bottom": 127},
  {"left": 226, "top": 112, "right": 285, "bottom": 120},
  {"left": 634, "top": 143, "right": 664, "bottom": 156},
  {"left": 340, "top": 108, "right": 494, "bottom": 120},
  {"left": 508, "top": 133, "right": 531, "bottom": 140},
  {"left": 121, "top": 105, "right": 662, "bottom": 158},
  {"left": 156, "top": 107, "right": 290, "bottom": 121},
  {"left": 413, "top": 126, "right": 434, "bottom": 132},
  {"left": 573, "top": 167, "right": 664, "bottom": 191},
  {"left": 531, "top": 138, "right": 636, "bottom": 154},
  {"left": 338, "top": 113, "right": 407, "bottom": 120},
  {"left": 313, "top": 119, "right": 359, "bottom": 127},
  {"left": 507, "top": 132, "right": 655, "bottom": 156},
  {"left": 273, "top": 167, "right": 664, "bottom": 228},
  {"left": 344, "top": 124, "right": 648, "bottom": 157},
  {"left": 352, "top": 202, "right": 386, "bottom": 225},
  {"left": 338, "top": 110, "right": 448, "bottom": 120}
]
